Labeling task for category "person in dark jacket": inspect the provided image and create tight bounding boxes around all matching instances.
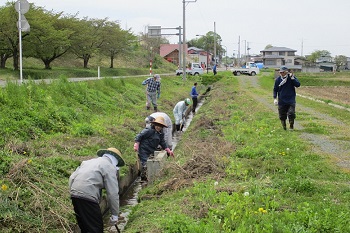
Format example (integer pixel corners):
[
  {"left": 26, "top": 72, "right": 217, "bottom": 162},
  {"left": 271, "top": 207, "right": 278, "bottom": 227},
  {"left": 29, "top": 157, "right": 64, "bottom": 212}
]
[
  {"left": 133, "top": 116, "right": 174, "bottom": 181},
  {"left": 191, "top": 82, "right": 199, "bottom": 114},
  {"left": 69, "top": 148, "right": 125, "bottom": 233},
  {"left": 273, "top": 66, "right": 301, "bottom": 130},
  {"left": 213, "top": 64, "right": 217, "bottom": 75}
]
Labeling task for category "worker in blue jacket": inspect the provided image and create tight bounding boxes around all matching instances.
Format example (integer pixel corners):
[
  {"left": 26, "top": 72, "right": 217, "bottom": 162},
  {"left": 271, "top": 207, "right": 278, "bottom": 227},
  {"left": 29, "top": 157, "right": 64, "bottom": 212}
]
[
  {"left": 191, "top": 82, "right": 199, "bottom": 114},
  {"left": 273, "top": 66, "right": 301, "bottom": 130}
]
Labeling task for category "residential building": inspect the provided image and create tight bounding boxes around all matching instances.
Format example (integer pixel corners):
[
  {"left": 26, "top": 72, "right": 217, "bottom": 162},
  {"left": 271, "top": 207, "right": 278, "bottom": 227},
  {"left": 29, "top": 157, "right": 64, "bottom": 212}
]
[{"left": 260, "top": 47, "right": 299, "bottom": 69}]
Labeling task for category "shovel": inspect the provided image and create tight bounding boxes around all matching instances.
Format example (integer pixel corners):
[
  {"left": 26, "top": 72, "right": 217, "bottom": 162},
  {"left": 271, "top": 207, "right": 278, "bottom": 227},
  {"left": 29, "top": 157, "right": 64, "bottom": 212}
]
[{"left": 180, "top": 116, "right": 186, "bottom": 131}]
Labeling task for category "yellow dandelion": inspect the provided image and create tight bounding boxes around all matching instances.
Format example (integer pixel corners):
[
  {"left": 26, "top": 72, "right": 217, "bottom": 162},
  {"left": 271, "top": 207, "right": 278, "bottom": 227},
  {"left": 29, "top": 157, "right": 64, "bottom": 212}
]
[
  {"left": 23, "top": 151, "right": 27, "bottom": 155},
  {"left": 1, "top": 184, "right": 8, "bottom": 191},
  {"left": 262, "top": 210, "right": 267, "bottom": 213},
  {"left": 258, "top": 207, "right": 264, "bottom": 212},
  {"left": 27, "top": 159, "right": 32, "bottom": 164}
]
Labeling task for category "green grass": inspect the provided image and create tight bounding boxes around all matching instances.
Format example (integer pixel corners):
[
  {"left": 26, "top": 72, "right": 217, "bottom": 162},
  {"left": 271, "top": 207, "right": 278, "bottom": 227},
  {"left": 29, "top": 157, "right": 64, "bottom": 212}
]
[
  {"left": 123, "top": 73, "right": 350, "bottom": 233},
  {"left": 1, "top": 69, "right": 350, "bottom": 232}
]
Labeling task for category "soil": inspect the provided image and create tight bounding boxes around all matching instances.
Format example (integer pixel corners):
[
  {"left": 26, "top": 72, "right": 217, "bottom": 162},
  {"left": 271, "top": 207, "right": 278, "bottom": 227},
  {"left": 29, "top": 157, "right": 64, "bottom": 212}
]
[{"left": 298, "top": 86, "right": 350, "bottom": 107}]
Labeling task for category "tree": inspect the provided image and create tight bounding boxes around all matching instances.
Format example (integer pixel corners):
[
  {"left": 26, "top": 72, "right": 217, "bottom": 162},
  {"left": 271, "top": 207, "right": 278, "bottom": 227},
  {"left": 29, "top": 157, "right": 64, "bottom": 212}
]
[
  {"left": 188, "top": 31, "right": 222, "bottom": 63},
  {"left": 0, "top": 3, "right": 28, "bottom": 70},
  {"left": 70, "top": 18, "right": 106, "bottom": 68},
  {"left": 99, "top": 21, "right": 136, "bottom": 68},
  {"left": 334, "top": 55, "right": 347, "bottom": 70},
  {"left": 265, "top": 44, "right": 273, "bottom": 49},
  {"left": 24, "top": 6, "right": 74, "bottom": 69},
  {"left": 307, "top": 50, "right": 331, "bottom": 63}
]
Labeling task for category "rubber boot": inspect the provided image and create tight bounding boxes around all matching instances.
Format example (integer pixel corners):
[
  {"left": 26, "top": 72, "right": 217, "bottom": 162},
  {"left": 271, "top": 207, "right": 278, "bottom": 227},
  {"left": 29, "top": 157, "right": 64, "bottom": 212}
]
[
  {"left": 289, "top": 120, "right": 294, "bottom": 130},
  {"left": 140, "top": 166, "right": 147, "bottom": 182},
  {"left": 281, "top": 120, "right": 287, "bottom": 130},
  {"left": 154, "top": 106, "right": 157, "bottom": 112}
]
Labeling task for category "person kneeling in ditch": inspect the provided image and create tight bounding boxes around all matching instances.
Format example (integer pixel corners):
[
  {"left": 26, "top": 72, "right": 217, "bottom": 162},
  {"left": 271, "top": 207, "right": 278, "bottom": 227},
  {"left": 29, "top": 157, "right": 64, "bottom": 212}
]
[
  {"left": 134, "top": 116, "right": 174, "bottom": 182},
  {"left": 69, "top": 148, "right": 125, "bottom": 233}
]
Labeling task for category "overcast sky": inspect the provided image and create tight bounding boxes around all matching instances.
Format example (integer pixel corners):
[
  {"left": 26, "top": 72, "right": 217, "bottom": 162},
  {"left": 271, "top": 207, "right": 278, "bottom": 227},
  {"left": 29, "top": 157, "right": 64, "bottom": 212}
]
[{"left": 2, "top": 0, "right": 350, "bottom": 58}]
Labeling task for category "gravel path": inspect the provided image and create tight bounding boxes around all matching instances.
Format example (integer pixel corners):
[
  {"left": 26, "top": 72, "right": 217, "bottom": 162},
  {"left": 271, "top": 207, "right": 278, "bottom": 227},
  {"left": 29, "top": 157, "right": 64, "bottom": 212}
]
[{"left": 237, "top": 75, "right": 350, "bottom": 170}]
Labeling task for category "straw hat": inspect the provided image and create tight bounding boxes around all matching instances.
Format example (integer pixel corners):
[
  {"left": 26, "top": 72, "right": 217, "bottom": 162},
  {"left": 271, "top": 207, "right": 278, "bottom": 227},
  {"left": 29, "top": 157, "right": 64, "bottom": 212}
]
[
  {"left": 97, "top": 147, "right": 125, "bottom": 167},
  {"left": 151, "top": 116, "right": 168, "bottom": 128}
]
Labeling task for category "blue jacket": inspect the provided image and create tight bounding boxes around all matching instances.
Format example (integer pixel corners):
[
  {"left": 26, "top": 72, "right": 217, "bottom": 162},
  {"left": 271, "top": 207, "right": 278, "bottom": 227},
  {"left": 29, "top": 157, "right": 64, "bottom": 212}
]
[
  {"left": 191, "top": 86, "right": 198, "bottom": 98},
  {"left": 273, "top": 74, "right": 301, "bottom": 105}
]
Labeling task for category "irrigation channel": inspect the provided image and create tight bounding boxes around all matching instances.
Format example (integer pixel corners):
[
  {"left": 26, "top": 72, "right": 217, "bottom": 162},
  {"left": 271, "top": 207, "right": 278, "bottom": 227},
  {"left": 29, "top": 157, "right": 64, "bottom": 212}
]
[{"left": 103, "top": 100, "right": 205, "bottom": 232}]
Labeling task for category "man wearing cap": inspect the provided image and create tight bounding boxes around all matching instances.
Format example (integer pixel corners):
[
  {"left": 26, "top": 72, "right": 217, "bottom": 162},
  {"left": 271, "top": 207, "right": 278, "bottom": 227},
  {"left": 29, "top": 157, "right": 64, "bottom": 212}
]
[
  {"left": 69, "top": 148, "right": 125, "bottom": 232},
  {"left": 134, "top": 116, "right": 174, "bottom": 181},
  {"left": 142, "top": 74, "right": 161, "bottom": 112},
  {"left": 273, "top": 66, "right": 301, "bottom": 130},
  {"left": 173, "top": 98, "right": 191, "bottom": 134}
]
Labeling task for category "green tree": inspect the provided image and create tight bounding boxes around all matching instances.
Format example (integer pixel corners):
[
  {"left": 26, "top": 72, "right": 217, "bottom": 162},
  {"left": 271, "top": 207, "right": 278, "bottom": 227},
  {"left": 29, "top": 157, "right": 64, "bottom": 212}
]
[
  {"left": 70, "top": 18, "right": 106, "bottom": 68},
  {"left": 334, "top": 55, "right": 347, "bottom": 70},
  {"left": 307, "top": 50, "right": 331, "bottom": 63},
  {"left": 24, "top": 6, "right": 74, "bottom": 69},
  {"left": 0, "top": 3, "right": 29, "bottom": 70},
  {"left": 99, "top": 21, "right": 136, "bottom": 68}
]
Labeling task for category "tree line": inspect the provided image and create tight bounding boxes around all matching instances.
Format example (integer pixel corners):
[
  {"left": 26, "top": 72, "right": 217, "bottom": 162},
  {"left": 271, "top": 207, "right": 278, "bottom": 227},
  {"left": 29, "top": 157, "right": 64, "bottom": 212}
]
[{"left": 0, "top": 2, "right": 137, "bottom": 70}]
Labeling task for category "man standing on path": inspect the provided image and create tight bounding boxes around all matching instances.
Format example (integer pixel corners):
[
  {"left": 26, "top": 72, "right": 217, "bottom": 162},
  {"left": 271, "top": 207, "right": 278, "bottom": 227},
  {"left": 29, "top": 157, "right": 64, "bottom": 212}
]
[
  {"left": 142, "top": 74, "right": 161, "bottom": 111},
  {"left": 69, "top": 148, "right": 125, "bottom": 233},
  {"left": 273, "top": 66, "right": 301, "bottom": 130},
  {"left": 191, "top": 82, "right": 199, "bottom": 114}
]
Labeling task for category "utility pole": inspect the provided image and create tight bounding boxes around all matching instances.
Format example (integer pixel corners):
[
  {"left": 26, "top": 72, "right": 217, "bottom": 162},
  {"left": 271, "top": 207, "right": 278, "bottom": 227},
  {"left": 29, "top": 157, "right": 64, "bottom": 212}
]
[
  {"left": 182, "top": 0, "right": 197, "bottom": 81},
  {"left": 238, "top": 36, "right": 240, "bottom": 66},
  {"left": 214, "top": 22, "right": 216, "bottom": 64}
]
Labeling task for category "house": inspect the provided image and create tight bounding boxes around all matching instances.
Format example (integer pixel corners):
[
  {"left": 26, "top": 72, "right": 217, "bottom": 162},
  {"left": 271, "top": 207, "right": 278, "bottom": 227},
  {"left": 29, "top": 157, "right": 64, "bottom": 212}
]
[
  {"left": 316, "top": 55, "right": 335, "bottom": 71},
  {"left": 260, "top": 47, "right": 301, "bottom": 69},
  {"left": 160, "top": 44, "right": 186, "bottom": 66},
  {"left": 160, "top": 44, "right": 211, "bottom": 67},
  {"left": 187, "top": 47, "right": 211, "bottom": 66}
]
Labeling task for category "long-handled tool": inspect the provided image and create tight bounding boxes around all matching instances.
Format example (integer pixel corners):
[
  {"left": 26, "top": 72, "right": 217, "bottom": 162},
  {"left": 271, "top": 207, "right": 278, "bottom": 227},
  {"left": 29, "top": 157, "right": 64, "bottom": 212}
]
[
  {"left": 115, "top": 224, "right": 121, "bottom": 233},
  {"left": 180, "top": 116, "right": 186, "bottom": 131}
]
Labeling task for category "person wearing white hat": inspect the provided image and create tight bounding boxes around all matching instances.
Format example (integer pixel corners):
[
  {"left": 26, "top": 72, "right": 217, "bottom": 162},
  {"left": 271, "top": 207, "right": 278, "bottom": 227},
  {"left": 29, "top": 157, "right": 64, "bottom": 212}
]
[
  {"left": 69, "top": 148, "right": 125, "bottom": 232},
  {"left": 134, "top": 116, "right": 174, "bottom": 181}
]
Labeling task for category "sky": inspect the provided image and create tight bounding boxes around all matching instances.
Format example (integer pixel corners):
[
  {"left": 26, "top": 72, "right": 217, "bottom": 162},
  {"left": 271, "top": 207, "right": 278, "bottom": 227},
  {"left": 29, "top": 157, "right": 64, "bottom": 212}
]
[{"left": 2, "top": 0, "right": 350, "bottom": 58}]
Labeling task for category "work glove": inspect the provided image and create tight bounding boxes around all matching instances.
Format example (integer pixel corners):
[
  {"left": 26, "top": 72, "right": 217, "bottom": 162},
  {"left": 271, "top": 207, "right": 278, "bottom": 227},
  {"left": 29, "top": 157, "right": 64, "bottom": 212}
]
[
  {"left": 109, "top": 215, "right": 118, "bottom": 226},
  {"left": 133, "top": 142, "right": 139, "bottom": 152},
  {"left": 274, "top": 99, "right": 278, "bottom": 106},
  {"left": 157, "top": 92, "right": 160, "bottom": 99},
  {"left": 165, "top": 148, "right": 174, "bottom": 157}
]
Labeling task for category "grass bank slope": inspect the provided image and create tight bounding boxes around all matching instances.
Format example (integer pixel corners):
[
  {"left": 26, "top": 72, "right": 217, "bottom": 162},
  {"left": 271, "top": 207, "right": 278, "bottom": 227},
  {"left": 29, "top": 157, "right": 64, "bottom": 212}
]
[{"left": 0, "top": 73, "right": 220, "bottom": 232}]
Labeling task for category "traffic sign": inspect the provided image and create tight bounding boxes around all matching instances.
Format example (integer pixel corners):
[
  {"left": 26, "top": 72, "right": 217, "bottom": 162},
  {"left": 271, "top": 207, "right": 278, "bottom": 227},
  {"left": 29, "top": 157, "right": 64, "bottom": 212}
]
[{"left": 15, "top": 0, "right": 30, "bottom": 14}]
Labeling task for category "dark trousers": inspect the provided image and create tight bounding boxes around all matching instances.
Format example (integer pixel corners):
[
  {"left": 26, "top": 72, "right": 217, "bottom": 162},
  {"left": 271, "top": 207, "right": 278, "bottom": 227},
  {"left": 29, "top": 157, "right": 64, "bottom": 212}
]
[
  {"left": 278, "top": 103, "right": 296, "bottom": 122},
  {"left": 192, "top": 97, "right": 198, "bottom": 113},
  {"left": 71, "top": 197, "right": 103, "bottom": 233}
]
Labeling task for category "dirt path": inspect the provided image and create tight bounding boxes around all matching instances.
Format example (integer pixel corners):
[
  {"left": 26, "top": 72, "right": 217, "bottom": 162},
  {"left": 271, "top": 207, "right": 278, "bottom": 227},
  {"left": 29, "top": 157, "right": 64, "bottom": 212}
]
[{"left": 237, "top": 76, "right": 350, "bottom": 171}]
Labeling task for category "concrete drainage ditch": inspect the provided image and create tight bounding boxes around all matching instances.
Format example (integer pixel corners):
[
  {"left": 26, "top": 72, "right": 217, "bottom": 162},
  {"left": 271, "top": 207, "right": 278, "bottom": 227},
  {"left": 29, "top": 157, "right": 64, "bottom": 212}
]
[{"left": 86, "top": 95, "right": 207, "bottom": 233}]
